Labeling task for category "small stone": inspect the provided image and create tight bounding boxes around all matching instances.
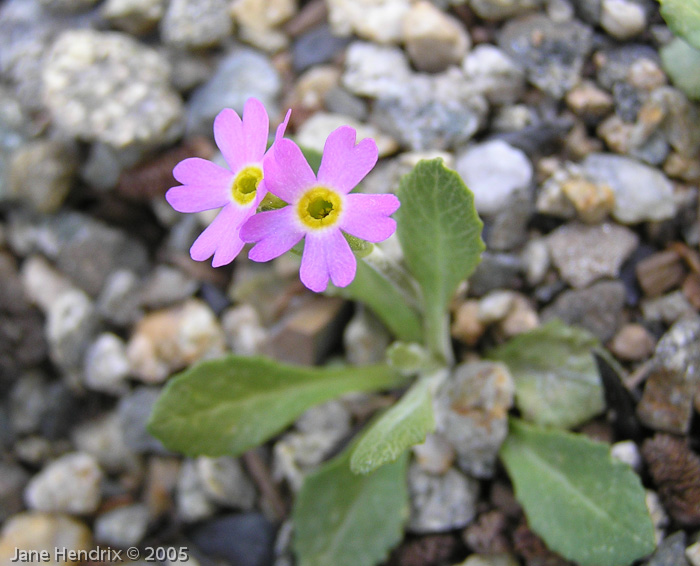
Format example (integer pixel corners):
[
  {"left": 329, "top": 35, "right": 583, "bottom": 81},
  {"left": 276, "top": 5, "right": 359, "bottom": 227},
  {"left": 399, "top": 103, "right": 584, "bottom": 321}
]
[
  {"left": 477, "top": 291, "right": 517, "bottom": 325},
  {"left": 264, "top": 296, "right": 349, "bottom": 366},
  {"left": 96, "top": 269, "right": 143, "bottom": 326},
  {"left": 498, "top": 295, "right": 540, "bottom": 338},
  {"left": 185, "top": 49, "right": 280, "bottom": 137},
  {"left": 127, "top": 299, "right": 226, "bottom": 383},
  {"left": 139, "top": 265, "right": 199, "bottom": 309},
  {"left": 641, "top": 291, "right": 695, "bottom": 325},
  {"left": 0, "top": 463, "right": 29, "bottom": 522},
  {"left": 144, "top": 456, "right": 181, "bottom": 519},
  {"left": 462, "top": 44, "right": 526, "bottom": 105},
  {"left": 0, "top": 512, "right": 92, "bottom": 566},
  {"left": 600, "top": 0, "right": 646, "bottom": 40},
  {"left": 611, "top": 440, "right": 642, "bottom": 471},
  {"left": 434, "top": 361, "right": 515, "bottom": 478},
  {"left": 20, "top": 255, "right": 74, "bottom": 315},
  {"left": 412, "top": 433, "right": 455, "bottom": 475},
  {"left": 455, "top": 554, "right": 520, "bottom": 566},
  {"left": 469, "top": 252, "right": 524, "bottom": 297},
  {"left": 452, "top": 300, "right": 485, "bottom": 346},
  {"left": 25, "top": 452, "right": 103, "bottom": 515},
  {"left": 644, "top": 531, "right": 690, "bottom": 566},
  {"left": 581, "top": 153, "right": 676, "bottom": 224},
  {"left": 456, "top": 140, "right": 533, "bottom": 217},
  {"left": 687, "top": 542, "right": 700, "bottom": 566},
  {"left": 176, "top": 459, "right": 217, "bottom": 522},
  {"left": 470, "top": 0, "right": 544, "bottom": 19},
  {"left": 343, "top": 307, "right": 392, "bottom": 366},
  {"left": 565, "top": 80, "right": 614, "bottom": 120},
  {"left": 326, "top": 0, "right": 412, "bottom": 44},
  {"left": 94, "top": 504, "right": 150, "bottom": 547},
  {"left": 160, "top": 0, "right": 232, "bottom": 49},
  {"left": 609, "top": 323, "right": 656, "bottom": 361},
  {"left": 101, "top": 0, "right": 166, "bottom": 35},
  {"left": 188, "top": 513, "right": 276, "bottom": 566},
  {"left": 71, "top": 412, "right": 139, "bottom": 474},
  {"left": 498, "top": 15, "right": 593, "bottom": 99},
  {"left": 83, "top": 333, "right": 131, "bottom": 395},
  {"left": 636, "top": 250, "right": 686, "bottom": 297},
  {"left": 547, "top": 222, "right": 639, "bottom": 289},
  {"left": 637, "top": 316, "right": 700, "bottom": 435},
  {"left": 560, "top": 176, "right": 616, "bottom": 223},
  {"left": 196, "top": 456, "right": 256, "bottom": 510},
  {"left": 342, "top": 41, "right": 411, "bottom": 98},
  {"left": 43, "top": 30, "right": 183, "bottom": 148},
  {"left": 407, "top": 463, "right": 479, "bottom": 533},
  {"left": 221, "top": 304, "right": 267, "bottom": 356},
  {"left": 118, "top": 387, "right": 168, "bottom": 454},
  {"left": 295, "top": 112, "right": 398, "bottom": 157},
  {"left": 646, "top": 490, "right": 670, "bottom": 540},
  {"left": 46, "top": 288, "right": 99, "bottom": 372},
  {"left": 541, "top": 280, "right": 626, "bottom": 342},
  {"left": 521, "top": 237, "right": 550, "bottom": 286},
  {"left": 291, "top": 24, "right": 350, "bottom": 72},
  {"left": 8, "top": 139, "right": 78, "bottom": 213},
  {"left": 402, "top": 1, "right": 470, "bottom": 73}
]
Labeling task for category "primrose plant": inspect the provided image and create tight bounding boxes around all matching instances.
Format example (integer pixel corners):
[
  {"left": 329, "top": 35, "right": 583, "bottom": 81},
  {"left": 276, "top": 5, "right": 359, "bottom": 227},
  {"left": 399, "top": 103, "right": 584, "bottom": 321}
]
[{"left": 149, "top": 99, "right": 656, "bottom": 566}]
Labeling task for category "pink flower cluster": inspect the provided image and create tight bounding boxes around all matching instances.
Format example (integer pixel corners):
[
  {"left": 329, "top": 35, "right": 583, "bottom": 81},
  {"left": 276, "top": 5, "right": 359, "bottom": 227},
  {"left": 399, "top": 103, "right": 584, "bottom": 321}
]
[{"left": 166, "top": 98, "right": 400, "bottom": 293}]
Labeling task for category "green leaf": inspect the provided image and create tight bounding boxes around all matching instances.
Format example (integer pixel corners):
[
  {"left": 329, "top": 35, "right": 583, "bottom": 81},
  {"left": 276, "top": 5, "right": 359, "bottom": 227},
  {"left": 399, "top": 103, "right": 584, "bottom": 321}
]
[
  {"left": 660, "top": 37, "right": 700, "bottom": 100},
  {"left": 659, "top": 0, "right": 700, "bottom": 49},
  {"left": 147, "top": 356, "right": 403, "bottom": 457},
  {"left": 350, "top": 377, "right": 435, "bottom": 474},
  {"left": 395, "top": 158, "right": 484, "bottom": 360},
  {"left": 293, "top": 447, "right": 409, "bottom": 566},
  {"left": 386, "top": 342, "right": 433, "bottom": 374},
  {"left": 500, "top": 420, "right": 656, "bottom": 566},
  {"left": 486, "top": 319, "right": 604, "bottom": 429},
  {"left": 337, "top": 257, "right": 423, "bottom": 343}
]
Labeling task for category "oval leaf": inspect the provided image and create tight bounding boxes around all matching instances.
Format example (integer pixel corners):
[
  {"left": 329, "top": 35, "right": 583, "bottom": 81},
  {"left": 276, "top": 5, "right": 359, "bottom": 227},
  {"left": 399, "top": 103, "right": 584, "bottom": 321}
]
[
  {"left": 395, "top": 159, "right": 484, "bottom": 358},
  {"left": 294, "top": 447, "right": 409, "bottom": 566},
  {"left": 659, "top": 0, "right": 700, "bottom": 49},
  {"left": 147, "top": 356, "right": 403, "bottom": 457},
  {"left": 486, "top": 319, "right": 604, "bottom": 429},
  {"left": 660, "top": 37, "right": 700, "bottom": 100},
  {"left": 500, "top": 419, "right": 656, "bottom": 566},
  {"left": 350, "top": 377, "right": 435, "bottom": 474}
]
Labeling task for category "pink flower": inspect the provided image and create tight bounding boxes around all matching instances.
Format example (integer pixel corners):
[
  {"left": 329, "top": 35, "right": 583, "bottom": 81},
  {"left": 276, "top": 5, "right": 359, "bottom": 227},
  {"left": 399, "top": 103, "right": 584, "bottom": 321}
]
[
  {"left": 240, "top": 126, "right": 400, "bottom": 292},
  {"left": 166, "top": 98, "right": 289, "bottom": 267}
]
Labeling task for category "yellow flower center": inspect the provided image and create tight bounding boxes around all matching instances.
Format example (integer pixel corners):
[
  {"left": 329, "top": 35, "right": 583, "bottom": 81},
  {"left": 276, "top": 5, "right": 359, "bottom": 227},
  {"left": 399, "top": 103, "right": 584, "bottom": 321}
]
[
  {"left": 297, "top": 187, "right": 342, "bottom": 229},
  {"left": 231, "top": 165, "right": 263, "bottom": 205}
]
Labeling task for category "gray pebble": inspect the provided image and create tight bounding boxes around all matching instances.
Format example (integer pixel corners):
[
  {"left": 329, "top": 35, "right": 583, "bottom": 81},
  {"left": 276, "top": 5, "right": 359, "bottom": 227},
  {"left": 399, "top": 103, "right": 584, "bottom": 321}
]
[
  {"left": 176, "top": 459, "right": 217, "bottom": 522},
  {"left": 547, "top": 222, "right": 639, "bottom": 288},
  {"left": 0, "top": 462, "right": 30, "bottom": 522},
  {"left": 46, "top": 288, "right": 98, "bottom": 371},
  {"left": 542, "top": 280, "right": 626, "bottom": 341},
  {"left": 118, "top": 387, "right": 169, "bottom": 454},
  {"left": 196, "top": 456, "right": 257, "bottom": 510},
  {"left": 160, "top": 0, "right": 232, "bottom": 50},
  {"left": 83, "top": 333, "right": 131, "bottom": 395},
  {"left": 407, "top": 463, "right": 479, "bottom": 533},
  {"left": 43, "top": 29, "right": 184, "bottom": 148},
  {"left": 95, "top": 504, "right": 151, "bottom": 546},
  {"left": 72, "top": 412, "right": 140, "bottom": 474},
  {"left": 185, "top": 49, "right": 281, "bottom": 138}
]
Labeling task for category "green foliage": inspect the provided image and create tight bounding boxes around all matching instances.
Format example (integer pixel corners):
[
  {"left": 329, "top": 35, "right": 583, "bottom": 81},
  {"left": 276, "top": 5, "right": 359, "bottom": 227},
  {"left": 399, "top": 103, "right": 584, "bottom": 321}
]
[
  {"left": 293, "top": 448, "right": 409, "bottom": 566},
  {"left": 486, "top": 320, "right": 604, "bottom": 429},
  {"left": 337, "top": 257, "right": 423, "bottom": 343},
  {"left": 660, "top": 37, "right": 700, "bottom": 100},
  {"left": 147, "top": 356, "right": 403, "bottom": 457},
  {"left": 350, "top": 377, "right": 435, "bottom": 475},
  {"left": 500, "top": 420, "right": 656, "bottom": 566},
  {"left": 395, "top": 159, "right": 484, "bottom": 360},
  {"left": 659, "top": 0, "right": 700, "bottom": 49}
]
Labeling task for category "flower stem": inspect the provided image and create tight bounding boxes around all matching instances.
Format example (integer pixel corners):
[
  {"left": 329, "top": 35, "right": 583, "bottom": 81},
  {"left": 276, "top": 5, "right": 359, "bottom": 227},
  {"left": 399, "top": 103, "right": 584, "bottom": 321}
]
[{"left": 425, "top": 304, "right": 454, "bottom": 366}]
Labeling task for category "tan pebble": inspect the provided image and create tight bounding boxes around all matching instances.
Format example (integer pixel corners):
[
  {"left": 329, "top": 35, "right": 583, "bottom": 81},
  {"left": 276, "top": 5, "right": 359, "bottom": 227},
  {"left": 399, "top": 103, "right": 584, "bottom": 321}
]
[
  {"left": 451, "top": 300, "right": 484, "bottom": 346},
  {"left": 561, "top": 177, "right": 615, "bottom": 223},
  {"left": 609, "top": 323, "right": 656, "bottom": 361}
]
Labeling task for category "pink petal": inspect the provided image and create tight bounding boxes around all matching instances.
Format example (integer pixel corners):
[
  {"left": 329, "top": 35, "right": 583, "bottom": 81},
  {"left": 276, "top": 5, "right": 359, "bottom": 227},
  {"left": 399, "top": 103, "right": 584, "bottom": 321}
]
[
  {"left": 299, "top": 232, "right": 329, "bottom": 292},
  {"left": 241, "top": 207, "right": 304, "bottom": 262},
  {"left": 317, "top": 126, "right": 378, "bottom": 194},
  {"left": 275, "top": 109, "right": 292, "bottom": 143},
  {"left": 264, "top": 138, "right": 317, "bottom": 204},
  {"left": 166, "top": 182, "right": 232, "bottom": 213},
  {"left": 242, "top": 98, "right": 269, "bottom": 163},
  {"left": 325, "top": 229, "right": 356, "bottom": 288},
  {"left": 299, "top": 230, "right": 356, "bottom": 292},
  {"left": 214, "top": 108, "right": 245, "bottom": 173},
  {"left": 173, "top": 157, "right": 233, "bottom": 185},
  {"left": 189, "top": 204, "right": 249, "bottom": 266},
  {"left": 340, "top": 193, "right": 400, "bottom": 242}
]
